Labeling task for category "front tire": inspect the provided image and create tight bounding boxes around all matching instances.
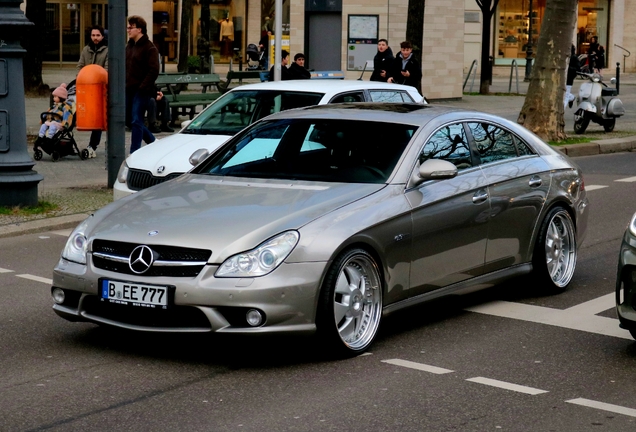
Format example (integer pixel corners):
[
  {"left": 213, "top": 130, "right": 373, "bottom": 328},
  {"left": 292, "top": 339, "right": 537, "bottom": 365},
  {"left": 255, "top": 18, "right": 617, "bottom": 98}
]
[
  {"left": 317, "top": 248, "right": 383, "bottom": 356},
  {"left": 33, "top": 149, "right": 43, "bottom": 161},
  {"left": 574, "top": 117, "right": 589, "bottom": 134},
  {"left": 533, "top": 207, "right": 577, "bottom": 293},
  {"left": 603, "top": 118, "right": 616, "bottom": 132},
  {"left": 629, "top": 329, "right": 636, "bottom": 341}
]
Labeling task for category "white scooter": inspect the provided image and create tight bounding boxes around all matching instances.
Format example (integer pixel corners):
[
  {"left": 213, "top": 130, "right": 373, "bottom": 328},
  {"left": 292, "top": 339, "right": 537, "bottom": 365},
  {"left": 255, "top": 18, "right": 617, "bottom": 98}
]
[{"left": 574, "top": 72, "right": 624, "bottom": 134}]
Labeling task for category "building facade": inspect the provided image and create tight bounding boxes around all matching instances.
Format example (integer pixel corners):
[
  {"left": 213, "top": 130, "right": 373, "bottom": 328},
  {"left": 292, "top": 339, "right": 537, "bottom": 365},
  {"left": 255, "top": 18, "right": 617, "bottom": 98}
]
[{"left": 31, "top": 0, "right": 634, "bottom": 100}]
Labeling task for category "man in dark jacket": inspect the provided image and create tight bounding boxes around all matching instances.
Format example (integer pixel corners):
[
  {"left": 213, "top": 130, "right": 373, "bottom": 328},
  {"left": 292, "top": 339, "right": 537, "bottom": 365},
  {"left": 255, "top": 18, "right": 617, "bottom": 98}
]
[
  {"left": 268, "top": 50, "right": 292, "bottom": 81},
  {"left": 288, "top": 53, "right": 311, "bottom": 80},
  {"left": 370, "top": 39, "right": 393, "bottom": 82},
  {"left": 126, "top": 15, "right": 159, "bottom": 154},
  {"left": 387, "top": 41, "right": 422, "bottom": 89}
]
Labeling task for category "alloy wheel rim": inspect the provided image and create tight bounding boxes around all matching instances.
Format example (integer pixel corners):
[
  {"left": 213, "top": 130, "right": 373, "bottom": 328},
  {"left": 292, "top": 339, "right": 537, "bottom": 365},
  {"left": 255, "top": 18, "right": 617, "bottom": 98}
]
[
  {"left": 333, "top": 255, "right": 382, "bottom": 350},
  {"left": 544, "top": 211, "right": 576, "bottom": 287}
]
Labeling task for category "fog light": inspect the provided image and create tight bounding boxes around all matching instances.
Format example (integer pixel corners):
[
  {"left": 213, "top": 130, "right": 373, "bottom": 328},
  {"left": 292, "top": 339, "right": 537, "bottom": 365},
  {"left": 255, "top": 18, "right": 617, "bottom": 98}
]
[
  {"left": 246, "top": 309, "right": 263, "bottom": 327},
  {"left": 52, "top": 288, "right": 65, "bottom": 304}
]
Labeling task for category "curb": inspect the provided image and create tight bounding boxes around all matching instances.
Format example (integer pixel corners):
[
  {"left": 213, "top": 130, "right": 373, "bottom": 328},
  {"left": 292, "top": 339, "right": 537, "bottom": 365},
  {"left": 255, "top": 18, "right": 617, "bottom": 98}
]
[
  {"left": 556, "top": 136, "right": 636, "bottom": 156},
  {"left": 0, "top": 213, "right": 90, "bottom": 239}
]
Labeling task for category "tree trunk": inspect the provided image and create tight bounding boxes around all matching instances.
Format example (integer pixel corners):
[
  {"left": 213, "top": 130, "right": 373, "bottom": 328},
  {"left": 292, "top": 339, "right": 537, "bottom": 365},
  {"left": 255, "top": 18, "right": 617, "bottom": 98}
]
[
  {"left": 406, "top": 0, "right": 425, "bottom": 96},
  {"left": 475, "top": 0, "right": 500, "bottom": 95},
  {"left": 22, "top": 0, "right": 46, "bottom": 94},
  {"left": 517, "top": 0, "right": 578, "bottom": 142},
  {"left": 479, "top": 10, "right": 492, "bottom": 94},
  {"left": 178, "top": 0, "right": 193, "bottom": 73}
]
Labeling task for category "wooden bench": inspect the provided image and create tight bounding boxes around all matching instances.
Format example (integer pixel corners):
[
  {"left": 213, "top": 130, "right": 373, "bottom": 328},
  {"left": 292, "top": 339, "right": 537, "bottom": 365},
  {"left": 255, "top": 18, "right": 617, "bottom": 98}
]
[{"left": 155, "top": 73, "right": 223, "bottom": 120}]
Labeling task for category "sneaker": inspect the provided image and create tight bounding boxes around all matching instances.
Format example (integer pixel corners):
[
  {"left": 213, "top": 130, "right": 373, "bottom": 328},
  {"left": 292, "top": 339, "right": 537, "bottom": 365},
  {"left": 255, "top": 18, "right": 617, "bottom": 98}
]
[
  {"left": 568, "top": 100, "right": 574, "bottom": 108},
  {"left": 160, "top": 124, "right": 175, "bottom": 133},
  {"left": 149, "top": 124, "right": 162, "bottom": 134},
  {"left": 86, "top": 147, "right": 96, "bottom": 158}
]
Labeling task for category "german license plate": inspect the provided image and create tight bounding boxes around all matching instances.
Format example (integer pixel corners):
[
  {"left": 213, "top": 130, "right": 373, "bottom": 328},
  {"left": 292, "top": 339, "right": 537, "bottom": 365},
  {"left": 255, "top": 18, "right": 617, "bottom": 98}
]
[{"left": 100, "top": 279, "right": 169, "bottom": 308}]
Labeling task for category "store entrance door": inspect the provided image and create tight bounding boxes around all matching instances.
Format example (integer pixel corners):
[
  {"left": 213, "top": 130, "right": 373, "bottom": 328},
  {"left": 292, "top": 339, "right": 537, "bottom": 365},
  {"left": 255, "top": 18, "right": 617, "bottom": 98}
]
[{"left": 307, "top": 13, "right": 342, "bottom": 71}]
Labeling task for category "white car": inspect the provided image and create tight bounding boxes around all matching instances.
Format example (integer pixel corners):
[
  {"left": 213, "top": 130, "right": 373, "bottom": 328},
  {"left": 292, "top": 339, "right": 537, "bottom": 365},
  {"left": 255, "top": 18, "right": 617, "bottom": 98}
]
[{"left": 113, "top": 80, "right": 425, "bottom": 199}]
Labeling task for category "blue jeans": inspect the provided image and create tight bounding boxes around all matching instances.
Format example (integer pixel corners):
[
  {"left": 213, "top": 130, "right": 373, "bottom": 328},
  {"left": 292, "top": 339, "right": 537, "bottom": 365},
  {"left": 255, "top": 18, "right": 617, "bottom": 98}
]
[{"left": 126, "top": 90, "right": 155, "bottom": 154}]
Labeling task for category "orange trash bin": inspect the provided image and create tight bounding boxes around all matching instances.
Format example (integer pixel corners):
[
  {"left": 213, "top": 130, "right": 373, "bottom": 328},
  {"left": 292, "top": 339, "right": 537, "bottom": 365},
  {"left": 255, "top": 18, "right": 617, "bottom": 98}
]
[{"left": 76, "top": 64, "right": 108, "bottom": 131}]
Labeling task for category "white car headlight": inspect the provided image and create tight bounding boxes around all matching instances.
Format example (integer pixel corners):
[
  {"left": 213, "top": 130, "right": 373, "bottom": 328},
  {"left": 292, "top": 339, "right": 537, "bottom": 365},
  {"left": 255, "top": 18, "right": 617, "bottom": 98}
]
[
  {"left": 216, "top": 231, "right": 299, "bottom": 278},
  {"left": 61, "top": 217, "right": 91, "bottom": 264},
  {"left": 629, "top": 212, "right": 636, "bottom": 237},
  {"left": 117, "top": 161, "right": 129, "bottom": 184}
]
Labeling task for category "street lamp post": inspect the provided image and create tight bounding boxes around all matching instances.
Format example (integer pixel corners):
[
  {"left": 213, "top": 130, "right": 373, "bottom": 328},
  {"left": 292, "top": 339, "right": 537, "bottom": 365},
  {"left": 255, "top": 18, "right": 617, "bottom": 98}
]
[
  {"left": 0, "top": 0, "right": 43, "bottom": 206},
  {"left": 524, "top": 0, "right": 534, "bottom": 82}
]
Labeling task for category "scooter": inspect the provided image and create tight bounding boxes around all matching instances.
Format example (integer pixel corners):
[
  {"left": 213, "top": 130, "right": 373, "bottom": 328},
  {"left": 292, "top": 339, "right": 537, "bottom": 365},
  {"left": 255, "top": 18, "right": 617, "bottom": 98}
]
[{"left": 573, "top": 71, "right": 624, "bottom": 134}]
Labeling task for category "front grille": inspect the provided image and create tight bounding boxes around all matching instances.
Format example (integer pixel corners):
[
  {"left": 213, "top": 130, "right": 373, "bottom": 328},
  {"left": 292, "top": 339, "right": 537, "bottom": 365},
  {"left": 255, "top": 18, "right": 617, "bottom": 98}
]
[
  {"left": 82, "top": 295, "right": 211, "bottom": 330},
  {"left": 127, "top": 168, "right": 183, "bottom": 191},
  {"left": 92, "top": 239, "right": 211, "bottom": 277}
]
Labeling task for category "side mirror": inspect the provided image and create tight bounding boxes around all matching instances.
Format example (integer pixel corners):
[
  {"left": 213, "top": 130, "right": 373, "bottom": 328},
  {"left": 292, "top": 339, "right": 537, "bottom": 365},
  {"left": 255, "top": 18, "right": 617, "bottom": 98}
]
[
  {"left": 610, "top": 77, "right": 617, "bottom": 85},
  {"left": 181, "top": 120, "right": 192, "bottom": 128},
  {"left": 409, "top": 159, "right": 458, "bottom": 188},
  {"left": 189, "top": 148, "right": 210, "bottom": 166}
]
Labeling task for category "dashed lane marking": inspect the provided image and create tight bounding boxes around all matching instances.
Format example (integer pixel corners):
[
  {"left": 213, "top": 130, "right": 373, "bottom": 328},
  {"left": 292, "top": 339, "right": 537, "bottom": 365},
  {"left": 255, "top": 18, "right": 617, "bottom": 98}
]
[
  {"left": 465, "top": 300, "right": 632, "bottom": 340},
  {"left": 615, "top": 176, "right": 636, "bottom": 183},
  {"left": 466, "top": 377, "right": 548, "bottom": 395},
  {"left": 566, "top": 398, "right": 636, "bottom": 418},
  {"left": 16, "top": 274, "right": 53, "bottom": 285},
  {"left": 381, "top": 359, "right": 454, "bottom": 374},
  {"left": 0, "top": 268, "right": 14, "bottom": 273},
  {"left": 584, "top": 185, "right": 608, "bottom": 191}
]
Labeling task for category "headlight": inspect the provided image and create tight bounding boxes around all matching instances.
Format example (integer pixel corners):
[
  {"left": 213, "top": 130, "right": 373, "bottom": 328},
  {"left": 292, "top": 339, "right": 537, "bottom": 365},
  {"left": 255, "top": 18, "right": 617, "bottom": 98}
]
[
  {"left": 61, "top": 217, "right": 91, "bottom": 264},
  {"left": 629, "top": 212, "right": 636, "bottom": 237},
  {"left": 117, "top": 161, "right": 129, "bottom": 184},
  {"left": 215, "top": 231, "right": 299, "bottom": 277}
]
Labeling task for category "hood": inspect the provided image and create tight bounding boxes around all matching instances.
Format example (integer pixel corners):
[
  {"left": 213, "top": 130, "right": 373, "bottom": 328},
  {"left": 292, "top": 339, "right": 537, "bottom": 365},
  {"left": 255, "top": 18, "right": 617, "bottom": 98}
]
[
  {"left": 88, "top": 175, "right": 384, "bottom": 263},
  {"left": 125, "top": 133, "right": 231, "bottom": 176}
]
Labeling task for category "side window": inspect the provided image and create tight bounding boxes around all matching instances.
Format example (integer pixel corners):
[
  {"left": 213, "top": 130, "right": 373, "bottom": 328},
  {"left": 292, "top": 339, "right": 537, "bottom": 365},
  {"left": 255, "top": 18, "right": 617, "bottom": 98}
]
[
  {"left": 330, "top": 92, "right": 365, "bottom": 103},
  {"left": 515, "top": 137, "right": 534, "bottom": 156},
  {"left": 420, "top": 123, "right": 473, "bottom": 170},
  {"left": 467, "top": 122, "right": 518, "bottom": 164},
  {"left": 368, "top": 90, "right": 412, "bottom": 103}
]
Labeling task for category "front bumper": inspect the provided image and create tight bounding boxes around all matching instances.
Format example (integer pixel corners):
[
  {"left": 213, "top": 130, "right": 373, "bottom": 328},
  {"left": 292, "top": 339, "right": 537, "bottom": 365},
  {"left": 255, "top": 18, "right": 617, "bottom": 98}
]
[
  {"left": 113, "top": 180, "right": 135, "bottom": 201},
  {"left": 52, "top": 257, "right": 327, "bottom": 334}
]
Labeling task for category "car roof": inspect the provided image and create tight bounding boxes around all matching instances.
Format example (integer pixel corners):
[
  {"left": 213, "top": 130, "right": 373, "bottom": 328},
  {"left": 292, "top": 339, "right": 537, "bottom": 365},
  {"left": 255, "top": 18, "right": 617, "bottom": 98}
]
[
  {"left": 262, "top": 103, "right": 463, "bottom": 126},
  {"left": 228, "top": 79, "right": 423, "bottom": 98}
]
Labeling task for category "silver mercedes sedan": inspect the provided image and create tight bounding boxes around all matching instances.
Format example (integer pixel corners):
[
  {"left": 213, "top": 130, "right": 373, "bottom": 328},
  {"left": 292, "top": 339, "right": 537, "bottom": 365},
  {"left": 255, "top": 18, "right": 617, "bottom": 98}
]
[{"left": 52, "top": 103, "right": 589, "bottom": 356}]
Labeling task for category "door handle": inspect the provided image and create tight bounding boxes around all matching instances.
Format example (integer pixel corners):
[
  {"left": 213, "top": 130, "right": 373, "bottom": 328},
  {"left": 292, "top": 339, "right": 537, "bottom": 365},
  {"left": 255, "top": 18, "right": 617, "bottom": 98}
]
[
  {"left": 529, "top": 176, "right": 542, "bottom": 187},
  {"left": 472, "top": 190, "right": 488, "bottom": 204}
]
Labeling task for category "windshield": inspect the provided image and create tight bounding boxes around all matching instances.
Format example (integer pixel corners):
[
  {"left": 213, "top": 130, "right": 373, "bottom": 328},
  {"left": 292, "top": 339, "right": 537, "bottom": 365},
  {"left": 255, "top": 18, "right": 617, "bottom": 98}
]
[
  {"left": 183, "top": 90, "right": 325, "bottom": 136},
  {"left": 195, "top": 119, "right": 418, "bottom": 184}
]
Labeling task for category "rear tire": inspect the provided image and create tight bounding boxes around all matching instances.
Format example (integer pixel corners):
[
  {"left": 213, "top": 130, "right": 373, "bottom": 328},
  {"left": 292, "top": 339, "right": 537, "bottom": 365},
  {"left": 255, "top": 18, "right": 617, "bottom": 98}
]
[
  {"left": 33, "top": 149, "right": 43, "bottom": 161},
  {"left": 80, "top": 148, "right": 90, "bottom": 160},
  {"left": 316, "top": 248, "right": 383, "bottom": 356},
  {"left": 603, "top": 118, "right": 616, "bottom": 132},
  {"left": 630, "top": 329, "right": 636, "bottom": 341},
  {"left": 51, "top": 151, "right": 60, "bottom": 162},
  {"left": 573, "top": 117, "right": 589, "bottom": 134},
  {"left": 532, "top": 206, "right": 577, "bottom": 293}
]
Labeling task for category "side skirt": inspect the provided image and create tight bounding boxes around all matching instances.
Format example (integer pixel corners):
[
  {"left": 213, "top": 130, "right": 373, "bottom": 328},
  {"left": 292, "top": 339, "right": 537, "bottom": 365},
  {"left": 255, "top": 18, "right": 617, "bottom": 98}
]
[{"left": 383, "top": 263, "right": 533, "bottom": 316}]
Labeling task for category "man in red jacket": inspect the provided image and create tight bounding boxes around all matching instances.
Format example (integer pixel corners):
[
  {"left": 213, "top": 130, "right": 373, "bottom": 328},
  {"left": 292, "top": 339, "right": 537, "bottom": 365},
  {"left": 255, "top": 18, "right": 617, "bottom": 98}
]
[{"left": 126, "top": 15, "right": 159, "bottom": 154}]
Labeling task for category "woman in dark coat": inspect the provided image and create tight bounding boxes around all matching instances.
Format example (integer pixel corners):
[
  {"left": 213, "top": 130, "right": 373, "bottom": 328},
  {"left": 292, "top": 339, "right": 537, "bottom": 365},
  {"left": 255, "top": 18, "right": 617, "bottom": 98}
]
[
  {"left": 387, "top": 41, "right": 422, "bottom": 88},
  {"left": 370, "top": 39, "right": 394, "bottom": 82}
]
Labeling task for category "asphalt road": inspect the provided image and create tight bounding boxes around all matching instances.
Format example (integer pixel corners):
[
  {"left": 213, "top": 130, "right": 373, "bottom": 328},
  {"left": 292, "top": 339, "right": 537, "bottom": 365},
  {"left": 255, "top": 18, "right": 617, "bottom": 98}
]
[{"left": 1, "top": 152, "right": 636, "bottom": 431}]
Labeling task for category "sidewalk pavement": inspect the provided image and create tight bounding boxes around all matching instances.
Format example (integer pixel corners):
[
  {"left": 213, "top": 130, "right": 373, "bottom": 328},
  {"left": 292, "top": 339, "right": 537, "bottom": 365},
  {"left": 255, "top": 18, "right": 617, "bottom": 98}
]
[{"left": 2, "top": 66, "right": 636, "bottom": 238}]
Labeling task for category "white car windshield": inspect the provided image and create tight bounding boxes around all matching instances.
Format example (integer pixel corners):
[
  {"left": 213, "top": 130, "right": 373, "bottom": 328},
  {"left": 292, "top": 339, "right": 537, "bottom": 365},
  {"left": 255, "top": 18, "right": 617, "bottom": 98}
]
[
  {"left": 195, "top": 119, "right": 418, "bottom": 184},
  {"left": 183, "top": 90, "right": 325, "bottom": 137}
]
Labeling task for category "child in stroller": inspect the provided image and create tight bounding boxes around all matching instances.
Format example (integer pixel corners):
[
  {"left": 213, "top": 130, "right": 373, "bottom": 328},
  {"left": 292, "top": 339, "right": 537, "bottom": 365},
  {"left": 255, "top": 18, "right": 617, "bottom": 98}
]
[
  {"left": 246, "top": 43, "right": 266, "bottom": 70},
  {"left": 33, "top": 81, "right": 85, "bottom": 162}
]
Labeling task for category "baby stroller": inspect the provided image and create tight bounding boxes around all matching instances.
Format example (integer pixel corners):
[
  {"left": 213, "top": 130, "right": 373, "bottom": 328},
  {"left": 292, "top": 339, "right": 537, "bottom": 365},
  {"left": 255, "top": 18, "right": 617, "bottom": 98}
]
[
  {"left": 33, "top": 80, "right": 86, "bottom": 162},
  {"left": 246, "top": 43, "right": 266, "bottom": 70}
]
